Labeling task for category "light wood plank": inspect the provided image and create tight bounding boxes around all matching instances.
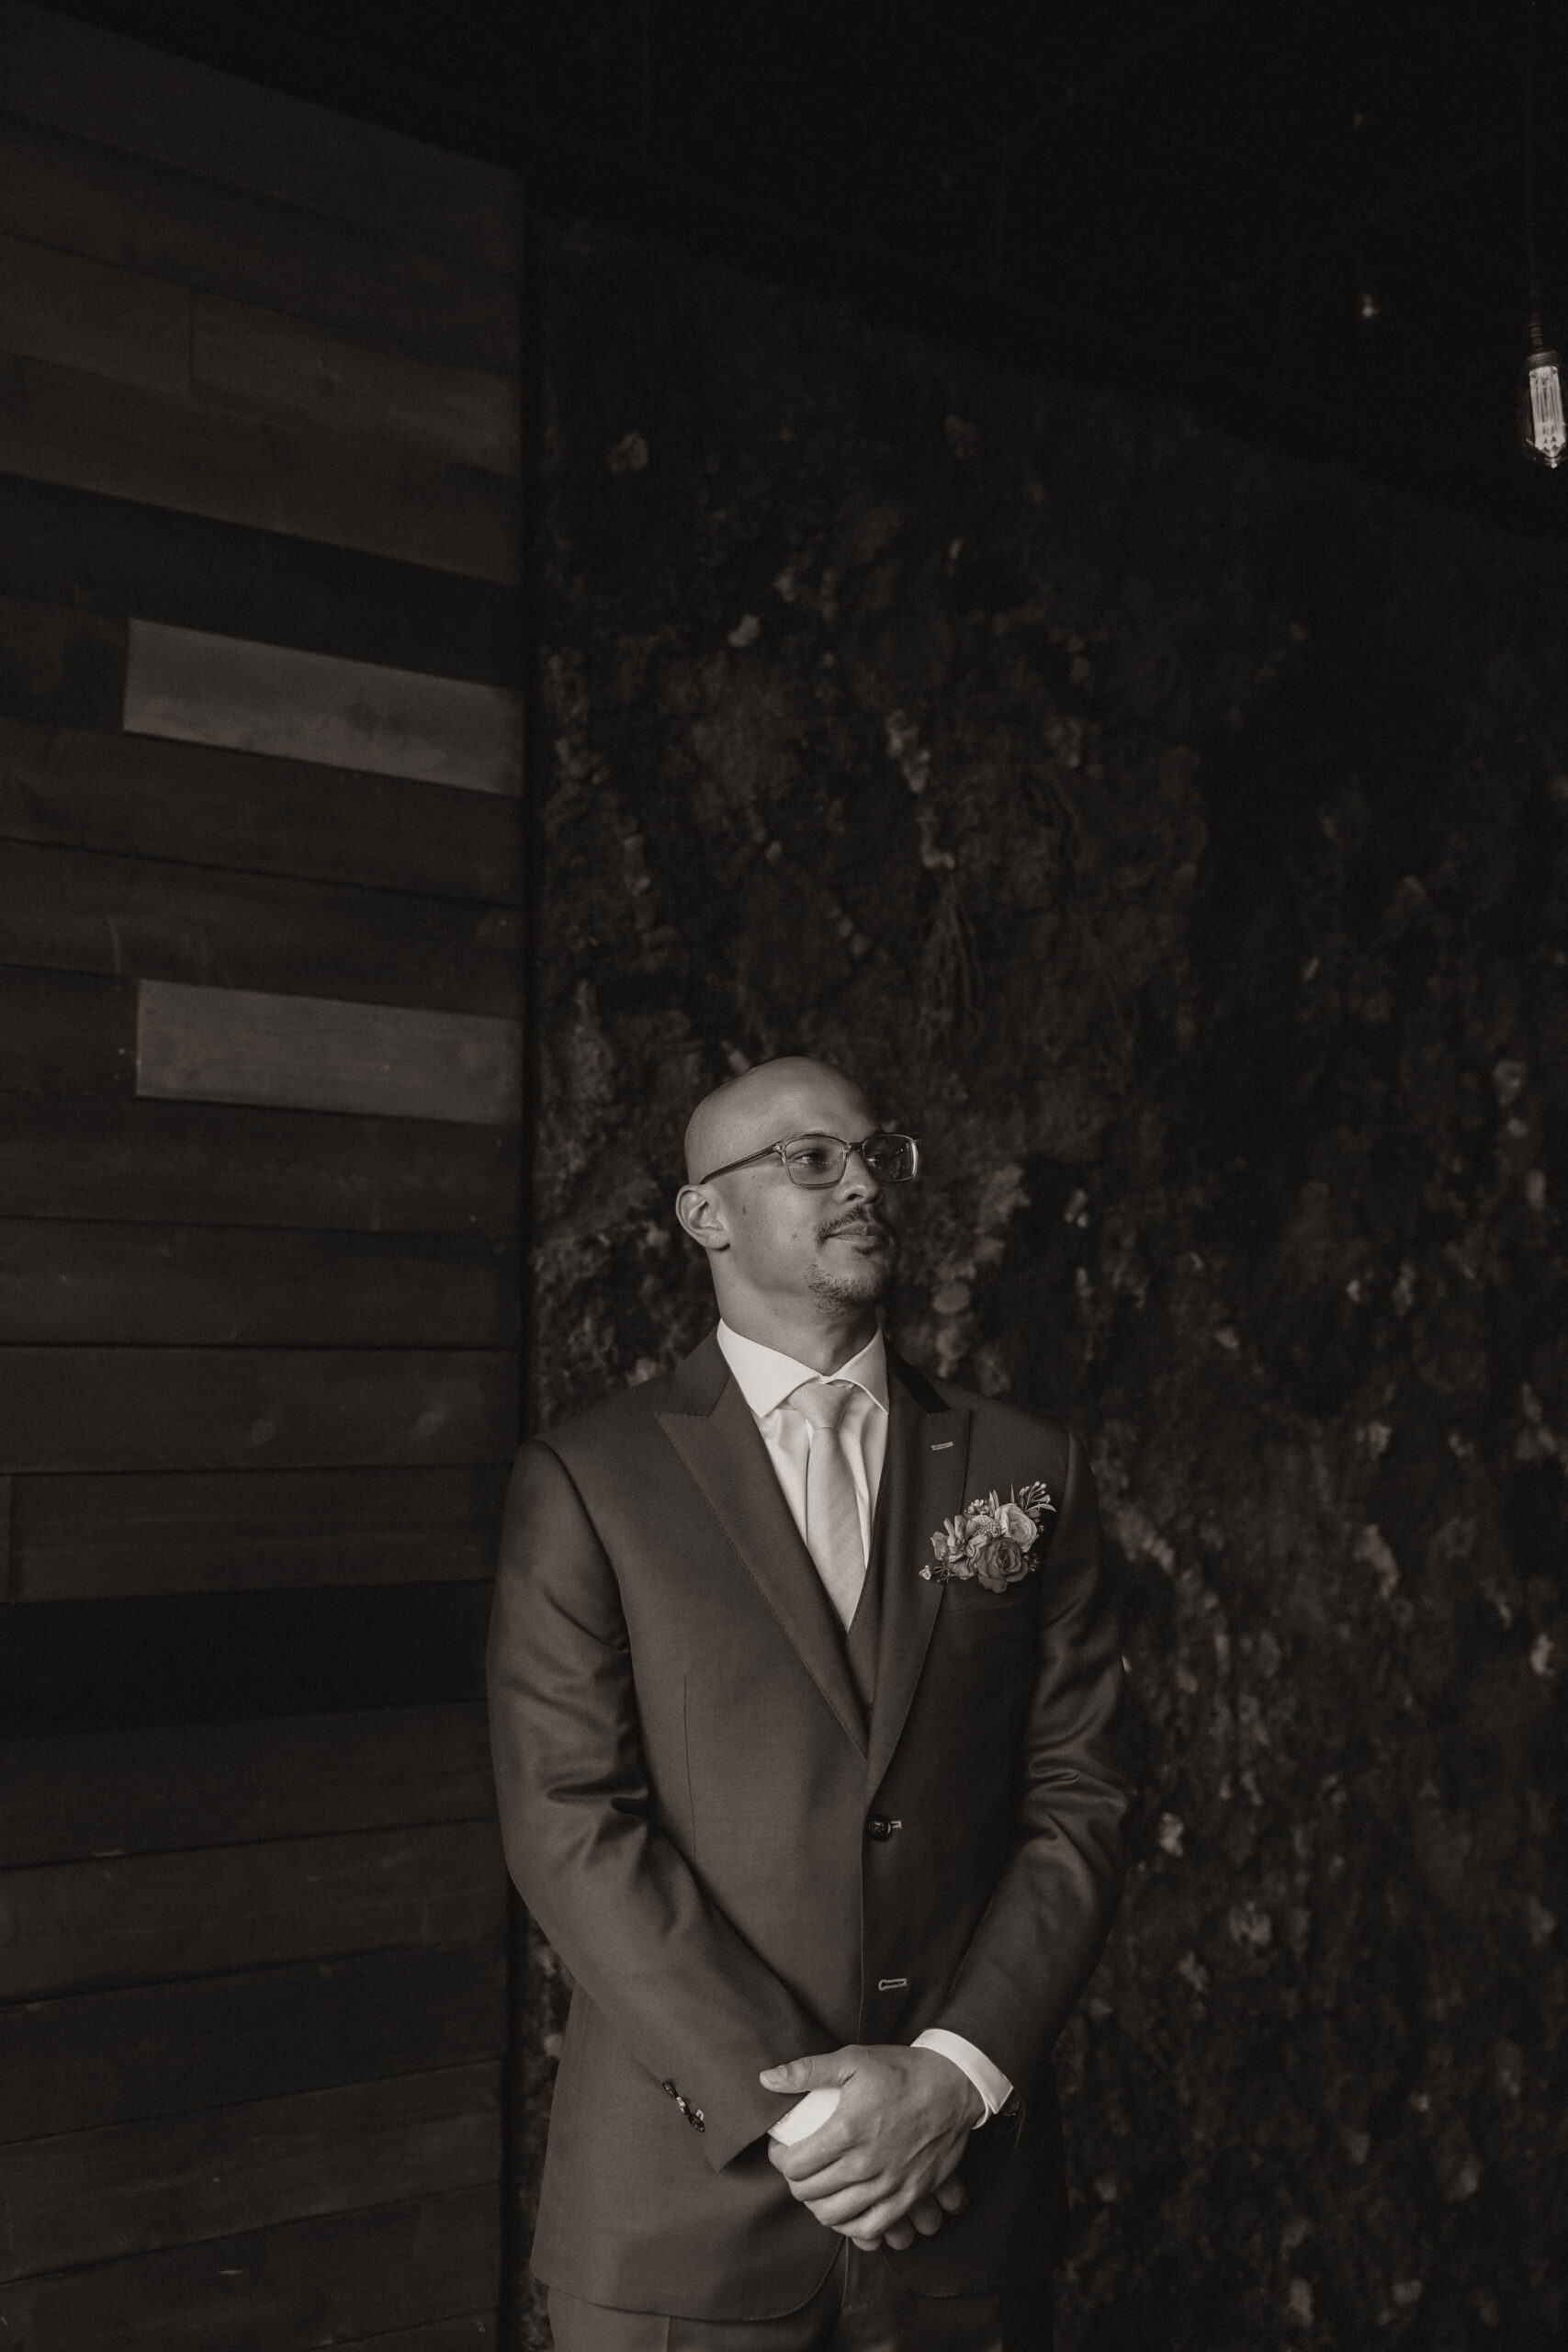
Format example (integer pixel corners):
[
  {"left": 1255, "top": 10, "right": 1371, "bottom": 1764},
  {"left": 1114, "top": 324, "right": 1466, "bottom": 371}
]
[
  {"left": 0, "top": 1097, "right": 517, "bottom": 1233},
  {"left": 0, "top": 1703, "right": 495, "bottom": 1867},
  {"left": 0, "top": 590, "right": 124, "bottom": 729},
  {"left": 0, "top": 1219, "right": 515, "bottom": 1347},
  {"left": 0, "top": 1, "right": 521, "bottom": 277},
  {"left": 0, "top": 2062, "right": 502, "bottom": 2283},
  {"left": 0, "top": 228, "right": 189, "bottom": 393},
  {"left": 0, "top": 1945, "right": 508, "bottom": 2142},
  {"left": 0, "top": 965, "right": 132, "bottom": 1095},
  {"left": 0, "top": 2185, "right": 501, "bottom": 2351},
  {"left": 136, "top": 980, "right": 522, "bottom": 1126},
  {"left": 0, "top": 1346, "right": 518, "bottom": 1474},
  {"left": 0, "top": 842, "right": 522, "bottom": 1017},
  {"left": 0, "top": 350, "right": 518, "bottom": 582},
  {"left": 0, "top": 1818, "right": 504, "bottom": 2002},
  {"left": 12, "top": 1465, "right": 508, "bottom": 1603},
  {"left": 0, "top": 714, "right": 522, "bottom": 902},
  {"left": 192, "top": 295, "right": 519, "bottom": 476},
  {"left": 124, "top": 620, "right": 522, "bottom": 794},
  {"left": 0, "top": 117, "right": 519, "bottom": 370}
]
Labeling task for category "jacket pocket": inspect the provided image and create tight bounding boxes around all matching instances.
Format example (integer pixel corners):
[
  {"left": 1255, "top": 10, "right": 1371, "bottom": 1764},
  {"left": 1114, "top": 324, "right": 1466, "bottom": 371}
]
[{"left": 941, "top": 1581, "right": 1040, "bottom": 1617}]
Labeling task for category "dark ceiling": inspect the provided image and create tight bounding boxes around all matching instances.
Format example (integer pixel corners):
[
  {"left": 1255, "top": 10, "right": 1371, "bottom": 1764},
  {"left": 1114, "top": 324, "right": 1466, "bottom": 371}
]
[{"left": 54, "top": 2, "right": 1568, "bottom": 537}]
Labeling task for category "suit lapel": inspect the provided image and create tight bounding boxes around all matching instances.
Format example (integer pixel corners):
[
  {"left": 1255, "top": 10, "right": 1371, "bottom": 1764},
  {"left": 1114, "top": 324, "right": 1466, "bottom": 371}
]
[
  {"left": 656, "top": 1338, "right": 868, "bottom": 1758},
  {"left": 866, "top": 1354, "right": 973, "bottom": 1798}
]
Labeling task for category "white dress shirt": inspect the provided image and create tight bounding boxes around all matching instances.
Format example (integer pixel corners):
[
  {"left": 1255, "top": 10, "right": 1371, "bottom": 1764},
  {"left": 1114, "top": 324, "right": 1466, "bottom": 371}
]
[{"left": 715, "top": 1321, "right": 1013, "bottom": 2143}]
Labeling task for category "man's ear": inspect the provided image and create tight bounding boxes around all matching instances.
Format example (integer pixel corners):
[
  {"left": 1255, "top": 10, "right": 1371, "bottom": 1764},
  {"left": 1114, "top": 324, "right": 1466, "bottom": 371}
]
[{"left": 675, "top": 1183, "right": 729, "bottom": 1253}]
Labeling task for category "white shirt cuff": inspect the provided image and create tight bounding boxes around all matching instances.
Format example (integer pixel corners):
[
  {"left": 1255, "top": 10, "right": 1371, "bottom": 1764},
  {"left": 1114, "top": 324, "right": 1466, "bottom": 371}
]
[
  {"left": 767, "top": 2085, "right": 841, "bottom": 2144},
  {"left": 912, "top": 2030, "right": 1012, "bottom": 2124}
]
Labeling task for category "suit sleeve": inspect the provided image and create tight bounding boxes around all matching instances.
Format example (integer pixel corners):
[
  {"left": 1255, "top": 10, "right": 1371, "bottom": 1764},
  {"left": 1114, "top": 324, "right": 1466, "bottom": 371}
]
[
  {"left": 927, "top": 1430, "right": 1134, "bottom": 2091},
  {"left": 486, "top": 1436, "right": 833, "bottom": 2169}
]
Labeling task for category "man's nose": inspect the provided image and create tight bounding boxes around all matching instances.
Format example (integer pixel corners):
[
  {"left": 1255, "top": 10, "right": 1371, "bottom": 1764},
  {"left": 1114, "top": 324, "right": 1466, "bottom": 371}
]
[{"left": 838, "top": 1146, "right": 883, "bottom": 1198}]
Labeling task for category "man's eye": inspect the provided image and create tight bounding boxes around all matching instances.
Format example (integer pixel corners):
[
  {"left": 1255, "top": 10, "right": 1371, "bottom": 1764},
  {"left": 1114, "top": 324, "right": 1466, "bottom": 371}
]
[{"left": 789, "top": 1144, "right": 837, "bottom": 1173}]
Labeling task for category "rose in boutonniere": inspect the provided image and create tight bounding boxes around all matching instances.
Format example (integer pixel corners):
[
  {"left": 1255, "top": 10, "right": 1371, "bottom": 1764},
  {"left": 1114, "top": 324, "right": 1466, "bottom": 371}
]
[{"left": 921, "top": 1480, "right": 1055, "bottom": 1589}]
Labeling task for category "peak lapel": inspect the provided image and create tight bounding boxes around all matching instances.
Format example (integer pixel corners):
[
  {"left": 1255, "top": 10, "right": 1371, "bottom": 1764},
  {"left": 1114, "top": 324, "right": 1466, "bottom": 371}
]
[
  {"left": 866, "top": 1363, "right": 973, "bottom": 1798},
  {"left": 657, "top": 1372, "right": 868, "bottom": 1758}
]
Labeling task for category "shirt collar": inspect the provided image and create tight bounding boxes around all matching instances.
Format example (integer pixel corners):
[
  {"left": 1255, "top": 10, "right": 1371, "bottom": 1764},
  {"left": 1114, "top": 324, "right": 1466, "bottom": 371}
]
[{"left": 716, "top": 1321, "right": 889, "bottom": 1419}]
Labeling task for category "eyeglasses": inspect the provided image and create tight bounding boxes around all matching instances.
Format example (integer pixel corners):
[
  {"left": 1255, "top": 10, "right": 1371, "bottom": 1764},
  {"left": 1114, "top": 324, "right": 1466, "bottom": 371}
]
[{"left": 696, "top": 1131, "right": 920, "bottom": 1189}]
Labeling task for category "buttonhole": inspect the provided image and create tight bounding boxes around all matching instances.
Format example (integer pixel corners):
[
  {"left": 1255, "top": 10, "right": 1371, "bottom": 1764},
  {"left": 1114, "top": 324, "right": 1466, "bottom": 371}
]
[
  {"left": 877, "top": 1977, "right": 908, "bottom": 1990},
  {"left": 931, "top": 1441, "right": 954, "bottom": 1452}
]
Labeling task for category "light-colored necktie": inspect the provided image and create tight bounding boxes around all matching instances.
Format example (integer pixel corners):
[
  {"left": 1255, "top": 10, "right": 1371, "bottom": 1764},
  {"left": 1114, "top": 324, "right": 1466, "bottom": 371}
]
[{"left": 788, "top": 1379, "right": 866, "bottom": 1629}]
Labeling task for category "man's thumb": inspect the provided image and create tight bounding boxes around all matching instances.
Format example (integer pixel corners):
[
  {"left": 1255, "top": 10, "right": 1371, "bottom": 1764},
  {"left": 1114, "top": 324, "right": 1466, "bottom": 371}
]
[{"left": 759, "top": 2050, "right": 849, "bottom": 2092}]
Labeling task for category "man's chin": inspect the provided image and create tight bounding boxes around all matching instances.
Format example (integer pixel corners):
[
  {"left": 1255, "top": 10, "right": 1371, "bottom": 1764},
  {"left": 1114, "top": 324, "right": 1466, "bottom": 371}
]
[{"left": 807, "top": 1253, "right": 896, "bottom": 1309}]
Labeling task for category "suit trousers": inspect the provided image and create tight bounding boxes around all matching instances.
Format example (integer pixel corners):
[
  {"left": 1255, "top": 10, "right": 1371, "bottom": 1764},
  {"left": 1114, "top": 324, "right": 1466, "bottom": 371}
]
[{"left": 546, "top": 2245, "right": 1054, "bottom": 2351}]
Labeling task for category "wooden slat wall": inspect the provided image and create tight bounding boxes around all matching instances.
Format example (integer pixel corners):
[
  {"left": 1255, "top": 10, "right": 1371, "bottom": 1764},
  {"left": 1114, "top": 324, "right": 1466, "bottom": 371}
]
[{"left": 0, "top": 7, "right": 520, "bottom": 2341}]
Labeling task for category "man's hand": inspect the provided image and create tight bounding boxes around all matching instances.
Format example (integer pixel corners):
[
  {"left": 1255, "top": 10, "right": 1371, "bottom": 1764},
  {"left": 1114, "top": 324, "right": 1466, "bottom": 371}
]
[{"left": 761, "top": 2044, "right": 983, "bottom": 2251}]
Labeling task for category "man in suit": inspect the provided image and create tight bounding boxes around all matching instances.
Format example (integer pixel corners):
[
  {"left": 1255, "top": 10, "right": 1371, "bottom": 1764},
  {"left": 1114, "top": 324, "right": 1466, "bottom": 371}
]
[{"left": 487, "top": 1057, "right": 1131, "bottom": 2348}]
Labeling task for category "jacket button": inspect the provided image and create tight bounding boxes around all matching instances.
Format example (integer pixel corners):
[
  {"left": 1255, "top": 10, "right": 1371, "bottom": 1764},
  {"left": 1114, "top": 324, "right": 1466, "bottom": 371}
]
[
  {"left": 866, "top": 1815, "right": 895, "bottom": 1841},
  {"left": 688, "top": 2107, "right": 705, "bottom": 2132}
]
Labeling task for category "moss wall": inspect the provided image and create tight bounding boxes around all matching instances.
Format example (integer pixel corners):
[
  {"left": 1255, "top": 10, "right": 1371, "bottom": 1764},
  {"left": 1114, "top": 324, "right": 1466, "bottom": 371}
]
[{"left": 525, "top": 223, "right": 1566, "bottom": 2350}]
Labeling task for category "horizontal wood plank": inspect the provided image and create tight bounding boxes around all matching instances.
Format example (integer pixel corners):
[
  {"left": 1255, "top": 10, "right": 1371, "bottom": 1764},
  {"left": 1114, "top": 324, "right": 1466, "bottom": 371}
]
[
  {"left": 0, "top": 842, "right": 522, "bottom": 1016},
  {"left": 0, "top": 1943, "right": 507, "bottom": 2140},
  {"left": 192, "top": 295, "right": 519, "bottom": 477},
  {"left": 0, "top": 2061, "right": 501, "bottom": 2282},
  {"left": 0, "top": 235, "right": 517, "bottom": 471},
  {"left": 0, "top": 1347, "right": 518, "bottom": 1474},
  {"left": 137, "top": 981, "right": 523, "bottom": 1126},
  {"left": 0, "top": 1702, "right": 495, "bottom": 1867},
  {"left": 0, "top": 475, "right": 523, "bottom": 686},
  {"left": 124, "top": 619, "right": 523, "bottom": 794},
  {"left": 0, "top": 2, "right": 521, "bottom": 277},
  {"left": 3, "top": 1584, "right": 491, "bottom": 1740},
  {"left": 0, "top": 226, "right": 187, "bottom": 394},
  {"left": 0, "top": 966, "right": 132, "bottom": 1094},
  {"left": 0, "top": 1219, "right": 516, "bottom": 1347},
  {"left": 11, "top": 1464, "right": 509, "bottom": 1604},
  {"left": 0, "top": 2185, "right": 501, "bottom": 2351},
  {"left": 0, "top": 588, "right": 124, "bottom": 729},
  {"left": 0, "top": 116, "right": 519, "bottom": 371},
  {"left": 0, "top": 1096, "right": 518, "bottom": 1232},
  {"left": 0, "top": 1818, "right": 504, "bottom": 2002},
  {"left": 0, "top": 348, "right": 519, "bottom": 581},
  {"left": 0, "top": 714, "right": 523, "bottom": 903}
]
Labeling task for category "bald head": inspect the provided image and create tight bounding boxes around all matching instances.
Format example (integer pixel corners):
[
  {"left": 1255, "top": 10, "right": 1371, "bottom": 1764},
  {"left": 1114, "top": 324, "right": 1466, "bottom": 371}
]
[{"left": 682, "top": 1057, "right": 873, "bottom": 1183}]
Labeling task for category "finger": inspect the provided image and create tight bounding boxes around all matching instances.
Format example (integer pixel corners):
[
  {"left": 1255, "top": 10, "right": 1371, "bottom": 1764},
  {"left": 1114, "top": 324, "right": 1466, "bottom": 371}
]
[
  {"left": 849, "top": 2233, "right": 885, "bottom": 2254},
  {"left": 934, "top": 2174, "right": 967, "bottom": 2214},
  {"left": 881, "top": 2220, "right": 916, "bottom": 2251},
  {"left": 830, "top": 2190, "right": 915, "bottom": 2244},
  {"left": 908, "top": 2195, "right": 946, "bottom": 2237},
  {"left": 759, "top": 2046, "right": 858, "bottom": 2096},
  {"left": 771, "top": 2137, "right": 874, "bottom": 2189},
  {"left": 802, "top": 2174, "right": 897, "bottom": 2231},
  {"left": 806, "top": 2177, "right": 913, "bottom": 2233}
]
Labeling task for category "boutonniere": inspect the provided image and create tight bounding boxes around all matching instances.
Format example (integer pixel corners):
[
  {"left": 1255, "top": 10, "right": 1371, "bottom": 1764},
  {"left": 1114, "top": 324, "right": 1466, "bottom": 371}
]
[{"left": 920, "top": 1481, "right": 1056, "bottom": 1592}]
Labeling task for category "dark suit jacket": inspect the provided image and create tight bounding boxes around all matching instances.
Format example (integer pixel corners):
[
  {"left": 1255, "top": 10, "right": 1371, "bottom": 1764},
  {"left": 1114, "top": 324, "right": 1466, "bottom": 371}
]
[{"left": 486, "top": 1333, "right": 1131, "bottom": 2322}]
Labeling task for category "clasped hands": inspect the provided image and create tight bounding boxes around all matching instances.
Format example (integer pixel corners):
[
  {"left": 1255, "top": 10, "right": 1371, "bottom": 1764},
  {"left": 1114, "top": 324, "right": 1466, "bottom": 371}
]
[{"left": 760, "top": 2044, "right": 983, "bottom": 2253}]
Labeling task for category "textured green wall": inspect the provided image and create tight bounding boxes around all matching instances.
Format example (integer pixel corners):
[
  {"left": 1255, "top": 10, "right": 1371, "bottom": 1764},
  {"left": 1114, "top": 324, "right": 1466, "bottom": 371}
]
[{"left": 524, "top": 223, "right": 1566, "bottom": 2349}]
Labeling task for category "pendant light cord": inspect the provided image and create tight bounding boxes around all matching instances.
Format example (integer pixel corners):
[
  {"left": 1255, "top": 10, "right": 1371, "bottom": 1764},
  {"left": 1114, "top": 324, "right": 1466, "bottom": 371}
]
[{"left": 1525, "top": 0, "right": 1544, "bottom": 343}]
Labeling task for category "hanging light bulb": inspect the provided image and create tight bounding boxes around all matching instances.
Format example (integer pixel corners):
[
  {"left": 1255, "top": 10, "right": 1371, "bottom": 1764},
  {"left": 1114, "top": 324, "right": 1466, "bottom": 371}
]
[{"left": 1519, "top": 318, "right": 1566, "bottom": 468}]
